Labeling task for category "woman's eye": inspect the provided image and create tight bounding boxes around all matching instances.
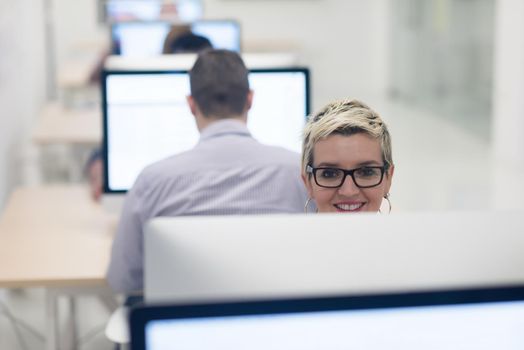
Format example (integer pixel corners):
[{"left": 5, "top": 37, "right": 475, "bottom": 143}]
[
  {"left": 355, "top": 167, "right": 379, "bottom": 178},
  {"left": 320, "top": 169, "right": 341, "bottom": 179}
]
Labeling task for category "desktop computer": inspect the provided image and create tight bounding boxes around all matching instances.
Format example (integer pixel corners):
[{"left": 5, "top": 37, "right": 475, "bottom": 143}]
[
  {"left": 144, "top": 212, "right": 524, "bottom": 302},
  {"left": 131, "top": 285, "right": 524, "bottom": 350},
  {"left": 105, "top": 0, "right": 203, "bottom": 22},
  {"left": 101, "top": 68, "right": 310, "bottom": 205},
  {"left": 111, "top": 19, "right": 241, "bottom": 57}
]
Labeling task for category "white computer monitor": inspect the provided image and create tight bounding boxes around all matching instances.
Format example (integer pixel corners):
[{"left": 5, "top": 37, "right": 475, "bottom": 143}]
[
  {"left": 131, "top": 286, "right": 524, "bottom": 350},
  {"left": 112, "top": 21, "right": 172, "bottom": 57},
  {"left": 191, "top": 20, "right": 241, "bottom": 53},
  {"left": 111, "top": 19, "right": 241, "bottom": 57},
  {"left": 144, "top": 212, "right": 524, "bottom": 302},
  {"left": 105, "top": 0, "right": 203, "bottom": 22},
  {"left": 102, "top": 68, "right": 310, "bottom": 194}
]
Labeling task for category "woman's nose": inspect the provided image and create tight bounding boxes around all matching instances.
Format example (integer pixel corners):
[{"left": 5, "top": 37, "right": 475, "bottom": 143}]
[{"left": 337, "top": 175, "right": 360, "bottom": 196}]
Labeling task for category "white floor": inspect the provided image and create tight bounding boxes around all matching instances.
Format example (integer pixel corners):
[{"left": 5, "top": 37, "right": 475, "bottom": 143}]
[{"left": 2, "top": 99, "right": 524, "bottom": 349}]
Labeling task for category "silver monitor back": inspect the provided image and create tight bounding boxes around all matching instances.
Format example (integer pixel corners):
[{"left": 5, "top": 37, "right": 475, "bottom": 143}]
[{"left": 144, "top": 211, "right": 524, "bottom": 302}]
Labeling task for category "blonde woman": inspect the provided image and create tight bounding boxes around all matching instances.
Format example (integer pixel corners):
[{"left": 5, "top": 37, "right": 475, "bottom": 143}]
[{"left": 302, "top": 99, "right": 394, "bottom": 213}]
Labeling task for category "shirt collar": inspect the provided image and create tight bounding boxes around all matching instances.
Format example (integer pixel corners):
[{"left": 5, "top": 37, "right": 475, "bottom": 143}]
[{"left": 199, "top": 119, "right": 252, "bottom": 141}]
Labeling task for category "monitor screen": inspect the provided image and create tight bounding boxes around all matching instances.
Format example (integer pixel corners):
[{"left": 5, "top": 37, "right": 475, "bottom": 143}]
[
  {"left": 106, "top": 1, "right": 163, "bottom": 21},
  {"left": 131, "top": 286, "right": 524, "bottom": 350},
  {"left": 105, "top": 0, "right": 203, "bottom": 22},
  {"left": 191, "top": 20, "right": 241, "bottom": 53},
  {"left": 102, "top": 68, "right": 310, "bottom": 193},
  {"left": 111, "top": 19, "right": 241, "bottom": 57},
  {"left": 112, "top": 21, "right": 172, "bottom": 57}
]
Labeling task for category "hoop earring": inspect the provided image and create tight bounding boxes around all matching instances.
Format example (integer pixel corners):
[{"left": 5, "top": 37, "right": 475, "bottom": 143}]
[
  {"left": 380, "top": 193, "right": 392, "bottom": 214},
  {"left": 304, "top": 198, "right": 316, "bottom": 213}
]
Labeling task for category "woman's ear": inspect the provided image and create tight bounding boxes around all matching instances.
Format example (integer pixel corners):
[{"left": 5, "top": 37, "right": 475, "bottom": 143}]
[
  {"left": 302, "top": 173, "right": 314, "bottom": 198},
  {"left": 384, "top": 164, "right": 395, "bottom": 195}
]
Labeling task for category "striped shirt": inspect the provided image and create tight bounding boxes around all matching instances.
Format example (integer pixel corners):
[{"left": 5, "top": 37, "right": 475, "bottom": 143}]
[{"left": 107, "top": 119, "right": 308, "bottom": 293}]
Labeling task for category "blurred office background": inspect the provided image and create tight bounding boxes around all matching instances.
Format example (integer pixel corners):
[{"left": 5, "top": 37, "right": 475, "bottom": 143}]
[
  {"left": 1, "top": 0, "right": 524, "bottom": 349},
  {"left": 2, "top": 0, "right": 524, "bottom": 215}
]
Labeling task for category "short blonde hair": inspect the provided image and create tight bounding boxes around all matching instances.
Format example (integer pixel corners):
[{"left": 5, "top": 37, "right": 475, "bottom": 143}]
[{"left": 302, "top": 99, "right": 393, "bottom": 174}]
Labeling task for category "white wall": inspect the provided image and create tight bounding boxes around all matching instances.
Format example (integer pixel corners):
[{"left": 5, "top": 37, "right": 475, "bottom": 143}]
[
  {"left": 492, "top": 0, "right": 524, "bottom": 164},
  {"left": 204, "top": 0, "right": 390, "bottom": 110},
  {"left": 0, "top": 0, "right": 46, "bottom": 208},
  {"left": 51, "top": 0, "right": 108, "bottom": 68}
]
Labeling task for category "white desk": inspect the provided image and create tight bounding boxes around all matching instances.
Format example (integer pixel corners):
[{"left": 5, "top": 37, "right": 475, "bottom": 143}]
[
  {"left": 31, "top": 103, "right": 101, "bottom": 183},
  {"left": 32, "top": 103, "right": 101, "bottom": 146},
  {"left": 0, "top": 185, "right": 117, "bottom": 349}
]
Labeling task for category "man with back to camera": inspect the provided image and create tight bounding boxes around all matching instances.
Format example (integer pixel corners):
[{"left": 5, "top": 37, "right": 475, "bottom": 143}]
[
  {"left": 107, "top": 49, "right": 308, "bottom": 293},
  {"left": 86, "top": 32, "right": 214, "bottom": 201}
]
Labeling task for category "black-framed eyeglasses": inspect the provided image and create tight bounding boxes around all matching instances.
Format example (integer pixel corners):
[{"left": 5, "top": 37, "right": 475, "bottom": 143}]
[{"left": 306, "top": 164, "right": 387, "bottom": 189}]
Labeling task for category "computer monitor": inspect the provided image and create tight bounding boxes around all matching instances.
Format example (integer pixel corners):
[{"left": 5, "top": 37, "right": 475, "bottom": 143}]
[
  {"left": 130, "top": 285, "right": 524, "bottom": 350},
  {"left": 144, "top": 212, "right": 524, "bottom": 302},
  {"left": 105, "top": 0, "right": 203, "bottom": 22},
  {"left": 191, "top": 19, "right": 241, "bottom": 53},
  {"left": 111, "top": 19, "right": 241, "bottom": 57},
  {"left": 102, "top": 68, "right": 310, "bottom": 194},
  {"left": 111, "top": 21, "right": 172, "bottom": 57}
]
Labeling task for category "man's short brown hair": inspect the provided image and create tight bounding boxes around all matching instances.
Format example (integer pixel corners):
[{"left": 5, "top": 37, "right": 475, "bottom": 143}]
[{"left": 189, "top": 49, "right": 250, "bottom": 118}]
